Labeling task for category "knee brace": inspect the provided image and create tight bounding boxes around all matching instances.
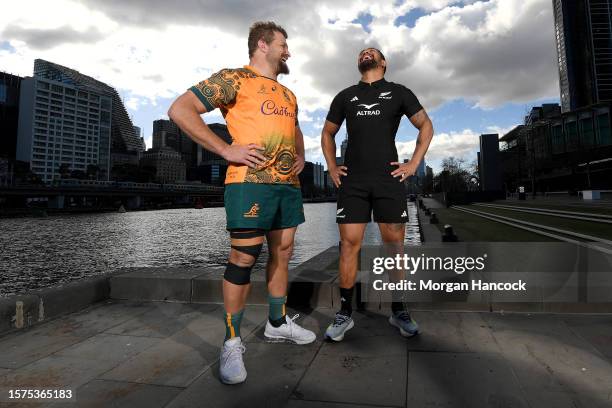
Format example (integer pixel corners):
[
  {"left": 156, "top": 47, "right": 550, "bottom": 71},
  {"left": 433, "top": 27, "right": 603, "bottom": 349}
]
[
  {"left": 230, "top": 229, "right": 265, "bottom": 239},
  {"left": 224, "top": 262, "right": 253, "bottom": 285},
  {"left": 225, "top": 229, "right": 264, "bottom": 285},
  {"left": 230, "top": 243, "right": 263, "bottom": 258}
]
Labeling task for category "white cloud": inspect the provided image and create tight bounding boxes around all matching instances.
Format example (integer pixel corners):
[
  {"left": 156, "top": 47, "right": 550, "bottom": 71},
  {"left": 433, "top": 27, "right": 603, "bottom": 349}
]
[
  {"left": 1, "top": 0, "right": 559, "bottom": 115},
  {"left": 485, "top": 124, "right": 520, "bottom": 136},
  {"left": 1, "top": 0, "right": 558, "bottom": 166},
  {"left": 397, "top": 128, "right": 481, "bottom": 172}
]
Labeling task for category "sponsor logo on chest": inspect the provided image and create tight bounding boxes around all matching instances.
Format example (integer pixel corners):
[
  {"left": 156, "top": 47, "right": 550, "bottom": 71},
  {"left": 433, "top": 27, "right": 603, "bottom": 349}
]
[
  {"left": 356, "top": 103, "right": 380, "bottom": 116},
  {"left": 261, "top": 99, "right": 296, "bottom": 118}
]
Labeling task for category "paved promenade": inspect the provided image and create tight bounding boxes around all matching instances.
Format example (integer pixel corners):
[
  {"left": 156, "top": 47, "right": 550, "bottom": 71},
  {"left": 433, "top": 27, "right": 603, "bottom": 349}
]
[{"left": 1, "top": 300, "right": 612, "bottom": 407}]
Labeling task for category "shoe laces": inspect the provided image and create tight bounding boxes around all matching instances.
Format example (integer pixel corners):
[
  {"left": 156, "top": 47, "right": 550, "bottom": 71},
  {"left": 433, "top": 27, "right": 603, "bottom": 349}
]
[
  {"left": 333, "top": 313, "right": 350, "bottom": 327},
  {"left": 286, "top": 314, "right": 301, "bottom": 335},
  {"left": 395, "top": 311, "right": 412, "bottom": 322},
  {"left": 223, "top": 342, "right": 246, "bottom": 368}
]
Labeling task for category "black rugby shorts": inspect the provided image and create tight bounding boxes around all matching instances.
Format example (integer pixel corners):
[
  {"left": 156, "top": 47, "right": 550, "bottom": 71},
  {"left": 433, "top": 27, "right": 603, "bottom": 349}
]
[{"left": 336, "top": 177, "right": 408, "bottom": 224}]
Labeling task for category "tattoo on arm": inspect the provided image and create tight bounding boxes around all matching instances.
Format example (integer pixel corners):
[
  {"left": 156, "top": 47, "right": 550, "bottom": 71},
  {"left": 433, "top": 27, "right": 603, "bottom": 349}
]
[{"left": 409, "top": 110, "right": 428, "bottom": 129}]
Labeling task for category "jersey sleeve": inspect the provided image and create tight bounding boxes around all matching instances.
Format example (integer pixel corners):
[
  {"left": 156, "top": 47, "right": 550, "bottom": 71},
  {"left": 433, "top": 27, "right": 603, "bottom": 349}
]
[
  {"left": 189, "top": 69, "right": 239, "bottom": 111},
  {"left": 325, "top": 91, "right": 346, "bottom": 126},
  {"left": 400, "top": 86, "right": 423, "bottom": 118}
]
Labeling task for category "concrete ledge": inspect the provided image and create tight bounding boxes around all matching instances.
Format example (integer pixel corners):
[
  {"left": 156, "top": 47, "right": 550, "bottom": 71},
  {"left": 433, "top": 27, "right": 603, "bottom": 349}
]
[
  {"left": 31, "top": 276, "right": 110, "bottom": 318},
  {"left": 110, "top": 267, "right": 206, "bottom": 302},
  {"left": 0, "top": 274, "right": 114, "bottom": 336}
]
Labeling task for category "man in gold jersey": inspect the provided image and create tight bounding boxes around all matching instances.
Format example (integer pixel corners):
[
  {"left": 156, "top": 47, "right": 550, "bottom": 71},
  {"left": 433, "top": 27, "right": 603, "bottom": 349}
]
[{"left": 168, "top": 21, "right": 315, "bottom": 385}]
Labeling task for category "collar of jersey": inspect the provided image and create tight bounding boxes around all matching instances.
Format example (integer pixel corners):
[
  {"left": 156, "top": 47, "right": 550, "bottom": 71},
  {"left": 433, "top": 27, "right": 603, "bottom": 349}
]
[
  {"left": 358, "top": 77, "right": 387, "bottom": 89},
  {"left": 243, "top": 65, "right": 279, "bottom": 83}
]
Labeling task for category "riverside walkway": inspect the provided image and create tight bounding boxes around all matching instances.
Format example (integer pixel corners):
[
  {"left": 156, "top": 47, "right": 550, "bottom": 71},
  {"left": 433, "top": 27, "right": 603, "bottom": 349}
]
[
  {"left": 1, "top": 300, "right": 612, "bottom": 407},
  {"left": 2, "top": 197, "right": 612, "bottom": 407}
]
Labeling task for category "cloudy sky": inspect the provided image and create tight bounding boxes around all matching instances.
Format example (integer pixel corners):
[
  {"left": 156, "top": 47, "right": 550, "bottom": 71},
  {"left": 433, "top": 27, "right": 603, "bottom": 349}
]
[{"left": 1, "top": 0, "right": 561, "bottom": 172}]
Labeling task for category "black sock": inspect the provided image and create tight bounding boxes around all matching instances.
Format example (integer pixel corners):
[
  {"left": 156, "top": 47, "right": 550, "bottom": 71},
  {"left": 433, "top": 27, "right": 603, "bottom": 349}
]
[
  {"left": 269, "top": 315, "right": 287, "bottom": 328},
  {"left": 391, "top": 301, "right": 406, "bottom": 314},
  {"left": 339, "top": 286, "right": 354, "bottom": 316}
]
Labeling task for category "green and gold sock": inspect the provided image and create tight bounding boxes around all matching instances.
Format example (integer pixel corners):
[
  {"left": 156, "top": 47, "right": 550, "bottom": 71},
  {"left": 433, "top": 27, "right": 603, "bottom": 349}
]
[{"left": 223, "top": 309, "right": 244, "bottom": 341}]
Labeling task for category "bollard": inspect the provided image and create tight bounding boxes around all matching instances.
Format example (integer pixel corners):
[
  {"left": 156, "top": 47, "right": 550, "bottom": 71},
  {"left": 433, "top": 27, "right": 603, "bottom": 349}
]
[
  {"left": 430, "top": 212, "right": 439, "bottom": 224},
  {"left": 442, "top": 224, "right": 458, "bottom": 242}
]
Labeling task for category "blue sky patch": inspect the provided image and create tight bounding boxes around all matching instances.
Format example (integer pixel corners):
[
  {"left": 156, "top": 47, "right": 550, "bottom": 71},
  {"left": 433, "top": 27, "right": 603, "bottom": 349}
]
[
  {"left": 352, "top": 13, "right": 374, "bottom": 33},
  {"left": 0, "top": 41, "right": 16, "bottom": 53},
  {"left": 394, "top": 8, "right": 428, "bottom": 28}
]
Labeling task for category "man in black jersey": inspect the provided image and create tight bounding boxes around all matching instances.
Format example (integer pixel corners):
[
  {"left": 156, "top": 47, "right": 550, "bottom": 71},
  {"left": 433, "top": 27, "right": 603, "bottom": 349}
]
[{"left": 321, "top": 47, "right": 434, "bottom": 341}]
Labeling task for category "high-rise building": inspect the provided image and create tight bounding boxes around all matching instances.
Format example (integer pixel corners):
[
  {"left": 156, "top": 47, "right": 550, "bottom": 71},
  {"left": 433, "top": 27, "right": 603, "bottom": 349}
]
[
  {"left": 479, "top": 133, "right": 502, "bottom": 191},
  {"left": 340, "top": 136, "right": 348, "bottom": 161},
  {"left": 17, "top": 74, "right": 113, "bottom": 182},
  {"left": 194, "top": 123, "right": 232, "bottom": 185},
  {"left": 299, "top": 161, "right": 324, "bottom": 194},
  {"left": 0, "top": 72, "right": 22, "bottom": 160},
  {"left": 152, "top": 119, "right": 179, "bottom": 150},
  {"left": 33, "top": 60, "right": 143, "bottom": 153},
  {"left": 553, "top": 0, "right": 612, "bottom": 112},
  {"left": 417, "top": 158, "right": 426, "bottom": 178},
  {"left": 16, "top": 59, "right": 144, "bottom": 183},
  {"left": 140, "top": 146, "right": 186, "bottom": 183},
  {"left": 153, "top": 119, "right": 197, "bottom": 169}
]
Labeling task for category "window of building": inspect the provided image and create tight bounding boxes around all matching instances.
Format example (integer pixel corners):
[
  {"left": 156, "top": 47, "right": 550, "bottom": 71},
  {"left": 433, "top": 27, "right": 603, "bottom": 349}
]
[
  {"left": 0, "top": 84, "right": 6, "bottom": 103},
  {"left": 596, "top": 113, "right": 611, "bottom": 146},
  {"left": 579, "top": 117, "right": 594, "bottom": 148},
  {"left": 551, "top": 124, "right": 564, "bottom": 154},
  {"left": 565, "top": 120, "right": 578, "bottom": 152}
]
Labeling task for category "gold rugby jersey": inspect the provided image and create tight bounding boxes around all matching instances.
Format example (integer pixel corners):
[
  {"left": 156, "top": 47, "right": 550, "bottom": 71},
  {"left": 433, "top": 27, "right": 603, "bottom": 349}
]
[{"left": 190, "top": 66, "right": 300, "bottom": 185}]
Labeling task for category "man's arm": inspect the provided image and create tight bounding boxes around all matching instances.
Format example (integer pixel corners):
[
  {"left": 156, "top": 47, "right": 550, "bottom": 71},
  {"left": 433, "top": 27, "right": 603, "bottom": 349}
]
[
  {"left": 321, "top": 120, "right": 347, "bottom": 187},
  {"left": 390, "top": 109, "right": 434, "bottom": 181},
  {"left": 167, "top": 91, "right": 265, "bottom": 168},
  {"left": 292, "top": 125, "right": 305, "bottom": 175}
]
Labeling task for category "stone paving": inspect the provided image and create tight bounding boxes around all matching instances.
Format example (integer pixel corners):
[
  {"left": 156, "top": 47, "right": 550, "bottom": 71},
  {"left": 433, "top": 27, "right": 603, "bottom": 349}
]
[{"left": 1, "top": 300, "right": 612, "bottom": 407}]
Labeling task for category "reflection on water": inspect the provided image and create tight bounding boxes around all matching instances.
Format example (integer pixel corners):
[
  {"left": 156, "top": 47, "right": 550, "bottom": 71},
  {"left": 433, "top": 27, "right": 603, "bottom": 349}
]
[{"left": 0, "top": 202, "right": 421, "bottom": 297}]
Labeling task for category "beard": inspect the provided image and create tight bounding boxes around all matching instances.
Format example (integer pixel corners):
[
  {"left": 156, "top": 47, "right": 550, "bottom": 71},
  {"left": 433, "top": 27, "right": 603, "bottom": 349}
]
[
  {"left": 358, "top": 58, "right": 378, "bottom": 73},
  {"left": 277, "top": 60, "right": 290, "bottom": 75}
]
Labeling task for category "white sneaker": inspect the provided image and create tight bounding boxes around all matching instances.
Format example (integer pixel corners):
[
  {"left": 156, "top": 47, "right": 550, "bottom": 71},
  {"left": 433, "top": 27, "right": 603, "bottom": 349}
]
[
  {"left": 264, "top": 314, "right": 316, "bottom": 345},
  {"left": 219, "top": 337, "right": 247, "bottom": 384}
]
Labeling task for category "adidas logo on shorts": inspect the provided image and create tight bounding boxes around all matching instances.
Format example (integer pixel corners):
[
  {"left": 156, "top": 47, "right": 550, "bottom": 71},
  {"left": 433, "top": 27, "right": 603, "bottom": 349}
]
[{"left": 401, "top": 210, "right": 407, "bottom": 218}]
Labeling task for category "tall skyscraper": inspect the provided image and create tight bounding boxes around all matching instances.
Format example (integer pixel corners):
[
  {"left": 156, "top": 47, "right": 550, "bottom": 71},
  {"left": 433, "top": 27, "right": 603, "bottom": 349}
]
[
  {"left": 479, "top": 133, "right": 502, "bottom": 191},
  {"left": 153, "top": 118, "right": 197, "bottom": 168},
  {"left": 340, "top": 136, "right": 348, "bottom": 161},
  {"left": 553, "top": 0, "right": 612, "bottom": 112},
  {"left": 0, "top": 72, "right": 22, "bottom": 160},
  {"left": 417, "top": 158, "right": 426, "bottom": 178}
]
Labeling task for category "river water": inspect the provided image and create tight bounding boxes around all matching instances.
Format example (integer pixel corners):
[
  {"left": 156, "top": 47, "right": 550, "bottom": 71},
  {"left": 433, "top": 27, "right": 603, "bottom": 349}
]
[{"left": 0, "top": 202, "right": 421, "bottom": 297}]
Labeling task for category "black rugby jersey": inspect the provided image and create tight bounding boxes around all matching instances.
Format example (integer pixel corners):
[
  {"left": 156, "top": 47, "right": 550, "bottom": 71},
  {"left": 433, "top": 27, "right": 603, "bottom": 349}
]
[{"left": 326, "top": 78, "right": 422, "bottom": 178}]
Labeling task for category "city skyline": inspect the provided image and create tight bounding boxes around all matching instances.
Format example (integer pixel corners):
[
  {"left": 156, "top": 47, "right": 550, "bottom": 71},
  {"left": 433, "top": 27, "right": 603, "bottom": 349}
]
[{"left": 1, "top": 0, "right": 562, "bottom": 172}]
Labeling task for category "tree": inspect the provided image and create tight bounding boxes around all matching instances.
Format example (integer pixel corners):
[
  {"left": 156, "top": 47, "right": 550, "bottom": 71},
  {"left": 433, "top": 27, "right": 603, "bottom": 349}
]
[{"left": 439, "top": 157, "right": 471, "bottom": 192}]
